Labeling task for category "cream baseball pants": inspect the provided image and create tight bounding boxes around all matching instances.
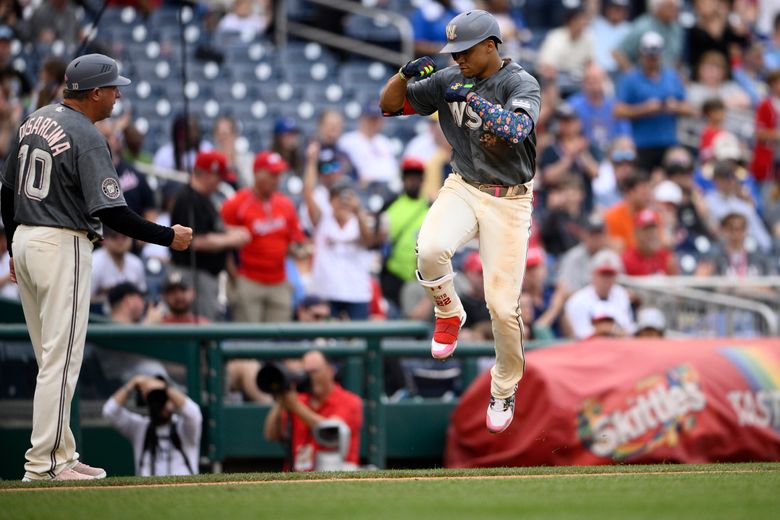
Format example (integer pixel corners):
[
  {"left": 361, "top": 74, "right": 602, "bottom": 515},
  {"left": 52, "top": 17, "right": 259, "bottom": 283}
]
[
  {"left": 13, "top": 225, "right": 93, "bottom": 480},
  {"left": 416, "top": 174, "right": 533, "bottom": 399}
]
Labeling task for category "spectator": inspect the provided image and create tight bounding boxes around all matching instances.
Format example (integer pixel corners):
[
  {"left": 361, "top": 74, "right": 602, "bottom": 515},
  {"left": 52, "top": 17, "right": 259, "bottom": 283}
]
[
  {"left": 733, "top": 41, "right": 767, "bottom": 107},
  {"left": 411, "top": 0, "right": 467, "bottom": 58},
  {"left": 377, "top": 158, "right": 429, "bottom": 310},
  {"left": 686, "top": 51, "right": 751, "bottom": 113},
  {"left": 763, "top": 13, "right": 780, "bottom": 70},
  {"left": 538, "top": 102, "right": 599, "bottom": 212},
  {"left": 31, "top": 56, "right": 66, "bottom": 111},
  {"left": 159, "top": 271, "right": 208, "bottom": 324},
  {"left": 614, "top": 31, "right": 694, "bottom": 173},
  {"left": 96, "top": 119, "right": 156, "bottom": 221},
  {"left": 685, "top": 0, "right": 749, "bottom": 75},
  {"left": 216, "top": 0, "right": 271, "bottom": 40},
  {"left": 107, "top": 282, "right": 161, "bottom": 325},
  {"left": 25, "top": 0, "right": 81, "bottom": 47},
  {"left": 589, "top": 0, "right": 632, "bottom": 74},
  {"left": 272, "top": 116, "right": 303, "bottom": 177},
  {"left": 102, "top": 375, "right": 202, "bottom": 476},
  {"left": 703, "top": 160, "right": 772, "bottom": 252},
  {"left": 750, "top": 69, "right": 780, "bottom": 184},
  {"left": 123, "top": 124, "right": 153, "bottom": 166},
  {"left": 220, "top": 151, "right": 308, "bottom": 322},
  {"left": 518, "top": 293, "right": 555, "bottom": 341},
  {"left": 564, "top": 249, "right": 634, "bottom": 339},
  {"left": 303, "top": 142, "right": 376, "bottom": 320},
  {"left": 457, "top": 250, "right": 492, "bottom": 340},
  {"left": 296, "top": 295, "right": 332, "bottom": 322},
  {"left": 613, "top": 0, "right": 684, "bottom": 71},
  {"left": 153, "top": 114, "right": 210, "bottom": 174},
  {"left": 588, "top": 301, "right": 626, "bottom": 338},
  {"left": 604, "top": 171, "right": 653, "bottom": 251},
  {"left": 653, "top": 179, "right": 684, "bottom": 250},
  {"left": 169, "top": 151, "right": 251, "bottom": 321},
  {"left": 698, "top": 132, "right": 763, "bottom": 214},
  {"left": 402, "top": 113, "right": 452, "bottom": 201},
  {"left": 557, "top": 213, "right": 609, "bottom": 293},
  {"left": 91, "top": 229, "right": 147, "bottom": 308},
  {"left": 263, "top": 350, "right": 363, "bottom": 472},
  {"left": 698, "top": 97, "right": 726, "bottom": 161},
  {"left": 0, "top": 222, "right": 17, "bottom": 299},
  {"left": 211, "top": 115, "right": 247, "bottom": 187},
  {"left": 537, "top": 0, "right": 594, "bottom": 81},
  {"left": 593, "top": 135, "right": 637, "bottom": 209},
  {"left": 522, "top": 247, "right": 569, "bottom": 337},
  {"left": 621, "top": 208, "right": 679, "bottom": 275},
  {"left": 0, "top": 76, "right": 21, "bottom": 164},
  {"left": 540, "top": 176, "right": 586, "bottom": 256},
  {"left": 696, "top": 212, "right": 777, "bottom": 276},
  {"left": 0, "top": 25, "right": 30, "bottom": 101},
  {"left": 567, "top": 63, "right": 631, "bottom": 154},
  {"left": 338, "top": 103, "right": 398, "bottom": 188},
  {"left": 484, "top": 0, "right": 529, "bottom": 59},
  {"left": 634, "top": 307, "right": 667, "bottom": 337}
]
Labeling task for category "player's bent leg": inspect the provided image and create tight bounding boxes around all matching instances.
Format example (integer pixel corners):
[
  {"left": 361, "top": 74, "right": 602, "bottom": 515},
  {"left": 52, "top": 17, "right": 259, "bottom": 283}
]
[{"left": 417, "top": 271, "right": 467, "bottom": 360}]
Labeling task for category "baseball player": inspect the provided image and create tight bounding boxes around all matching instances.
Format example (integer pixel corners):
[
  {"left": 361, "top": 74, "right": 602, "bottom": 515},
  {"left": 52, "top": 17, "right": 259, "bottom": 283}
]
[
  {"left": 0, "top": 53, "right": 193, "bottom": 481},
  {"left": 379, "top": 10, "right": 541, "bottom": 434}
]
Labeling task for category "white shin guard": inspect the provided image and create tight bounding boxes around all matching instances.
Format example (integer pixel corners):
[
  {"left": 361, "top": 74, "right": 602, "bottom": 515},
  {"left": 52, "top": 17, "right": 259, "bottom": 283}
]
[{"left": 416, "top": 270, "right": 463, "bottom": 318}]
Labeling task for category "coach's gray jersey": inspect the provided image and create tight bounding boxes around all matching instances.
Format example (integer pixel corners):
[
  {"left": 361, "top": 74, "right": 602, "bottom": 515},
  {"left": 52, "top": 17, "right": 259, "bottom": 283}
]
[
  {"left": 0, "top": 103, "right": 126, "bottom": 237},
  {"left": 406, "top": 60, "right": 541, "bottom": 185}
]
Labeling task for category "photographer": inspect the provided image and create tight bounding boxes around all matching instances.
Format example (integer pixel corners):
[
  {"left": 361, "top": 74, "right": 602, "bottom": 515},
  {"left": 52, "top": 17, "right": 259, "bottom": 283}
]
[
  {"left": 102, "top": 375, "right": 202, "bottom": 476},
  {"left": 263, "top": 351, "right": 363, "bottom": 472}
]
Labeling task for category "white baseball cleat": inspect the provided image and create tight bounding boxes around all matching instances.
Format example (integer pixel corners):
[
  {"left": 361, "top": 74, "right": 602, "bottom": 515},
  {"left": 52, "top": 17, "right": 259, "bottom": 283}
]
[
  {"left": 431, "top": 312, "right": 467, "bottom": 360},
  {"left": 486, "top": 387, "right": 516, "bottom": 434},
  {"left": 71, "top": 461, "right": 107, "bottom": 479}
]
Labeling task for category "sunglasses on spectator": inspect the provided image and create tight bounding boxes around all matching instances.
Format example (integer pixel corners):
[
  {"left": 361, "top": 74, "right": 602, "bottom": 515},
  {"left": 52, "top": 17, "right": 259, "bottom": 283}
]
[{"left": 611, "top": 149, "right": 636, "bottom": 162}]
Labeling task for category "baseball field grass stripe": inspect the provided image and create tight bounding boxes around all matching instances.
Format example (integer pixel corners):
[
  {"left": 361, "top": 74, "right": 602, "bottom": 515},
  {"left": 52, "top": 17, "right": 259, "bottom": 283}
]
[{"left": 2, "top": 464, "right": 778, "bottom": 520}]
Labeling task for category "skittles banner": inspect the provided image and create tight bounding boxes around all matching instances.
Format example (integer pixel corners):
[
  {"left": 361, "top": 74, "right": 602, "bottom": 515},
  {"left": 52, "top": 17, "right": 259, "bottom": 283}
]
[{"left": 445, "top": 338, "right": 780, "bottom": 467}]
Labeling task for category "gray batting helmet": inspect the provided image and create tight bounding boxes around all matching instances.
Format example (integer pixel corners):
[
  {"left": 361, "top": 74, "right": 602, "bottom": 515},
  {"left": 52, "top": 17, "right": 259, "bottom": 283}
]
[
  {"left": 439, "top": 10, "right": 502, "bottom": 54},
  {"left": 64, "top": 53, "right": 131, "bottom": 91}
]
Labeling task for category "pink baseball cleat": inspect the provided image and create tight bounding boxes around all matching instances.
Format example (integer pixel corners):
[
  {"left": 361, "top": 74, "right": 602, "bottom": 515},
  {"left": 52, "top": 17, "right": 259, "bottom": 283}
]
[
  {"left": 71, "top": 462, "right": 106, "bottom": 479},
  {"left": 431, "top": 313, "right": 467, "bottom": 360},
  {"left": 486, "top": 388, "right": 516, "bottom": 434}
]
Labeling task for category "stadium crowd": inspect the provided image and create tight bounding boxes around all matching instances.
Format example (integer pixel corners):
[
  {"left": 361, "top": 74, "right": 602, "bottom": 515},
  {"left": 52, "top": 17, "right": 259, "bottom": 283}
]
[{"left": 2, "top": 0, "right": 780, "bottom": 340}]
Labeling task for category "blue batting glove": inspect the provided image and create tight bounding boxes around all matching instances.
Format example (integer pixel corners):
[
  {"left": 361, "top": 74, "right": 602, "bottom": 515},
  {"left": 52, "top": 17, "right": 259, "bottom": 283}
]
[
  {"left": 444, "top": 82, "right": 474, "bottom": 103},
  {"left": 399, "top": 57, "right": 436, "bottom": 81}
]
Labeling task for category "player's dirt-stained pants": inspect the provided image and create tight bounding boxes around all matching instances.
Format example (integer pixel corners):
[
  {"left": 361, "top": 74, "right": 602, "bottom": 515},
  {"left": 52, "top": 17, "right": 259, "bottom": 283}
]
[
  {"left": 416, "top": 174, "right": 533, "bottom": 399},
  {"left": 13, "top": 225, "right": 93, "bottom": 480}
]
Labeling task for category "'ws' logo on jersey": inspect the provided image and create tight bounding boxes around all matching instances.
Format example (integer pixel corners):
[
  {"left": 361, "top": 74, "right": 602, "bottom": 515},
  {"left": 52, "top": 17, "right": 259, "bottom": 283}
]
[{"left": 448, "top": 100, "right": 484, "bottom": 131}]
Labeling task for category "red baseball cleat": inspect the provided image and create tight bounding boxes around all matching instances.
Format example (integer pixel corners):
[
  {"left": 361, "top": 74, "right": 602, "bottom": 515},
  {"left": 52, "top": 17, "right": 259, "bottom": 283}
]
[{"left": 431, "top": 313, "right": 467, "bottom": 360}]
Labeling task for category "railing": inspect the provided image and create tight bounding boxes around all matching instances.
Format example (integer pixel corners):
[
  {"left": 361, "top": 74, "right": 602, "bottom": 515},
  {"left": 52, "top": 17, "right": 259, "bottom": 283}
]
[
  {"left": 619, "top": 275, "right": 780, "bottom": 337},
  {"left": 275, "top": 0, "right": 414, "bottom": 66}
]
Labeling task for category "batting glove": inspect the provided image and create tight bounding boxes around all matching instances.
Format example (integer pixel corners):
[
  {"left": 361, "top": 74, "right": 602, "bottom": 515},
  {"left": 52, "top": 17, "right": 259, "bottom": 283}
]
[
  {"left": 444, "top": 82, "right": 474, "bottom": 103},
  {"left": 399, "top": 57, "right": 436, "bottom": 81}
]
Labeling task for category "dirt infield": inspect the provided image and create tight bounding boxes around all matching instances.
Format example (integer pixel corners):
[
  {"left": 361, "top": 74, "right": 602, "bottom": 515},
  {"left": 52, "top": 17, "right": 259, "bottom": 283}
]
[{"left": 2, "top": 467, "right": 770, "bottom": 493}]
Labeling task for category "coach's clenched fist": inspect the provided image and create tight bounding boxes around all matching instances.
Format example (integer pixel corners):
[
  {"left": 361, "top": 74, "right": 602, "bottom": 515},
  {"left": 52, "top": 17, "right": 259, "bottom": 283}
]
[{"left": 170, "top": 224, "right": 193, "bottom": 251}]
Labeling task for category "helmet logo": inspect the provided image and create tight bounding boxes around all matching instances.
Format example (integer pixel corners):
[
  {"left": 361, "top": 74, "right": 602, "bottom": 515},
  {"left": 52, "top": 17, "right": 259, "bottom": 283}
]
[{"left": 446, "top": 24, "right": 457, "bottom": 41}]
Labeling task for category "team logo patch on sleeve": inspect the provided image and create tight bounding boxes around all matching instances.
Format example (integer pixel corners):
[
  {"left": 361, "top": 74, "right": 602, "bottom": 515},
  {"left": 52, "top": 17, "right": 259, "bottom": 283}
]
[
  {"left": 101, "top": 178, "right": 121, "bottom": 199},
  {"left": 512, "top": 99, "right": 531, "bottom": 110}
]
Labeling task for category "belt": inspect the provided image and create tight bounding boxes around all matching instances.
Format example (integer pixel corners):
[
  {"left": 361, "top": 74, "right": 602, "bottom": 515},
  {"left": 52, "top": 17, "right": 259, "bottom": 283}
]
[{"left": 464, "top": 179, "right": 529, "bottom": 197}]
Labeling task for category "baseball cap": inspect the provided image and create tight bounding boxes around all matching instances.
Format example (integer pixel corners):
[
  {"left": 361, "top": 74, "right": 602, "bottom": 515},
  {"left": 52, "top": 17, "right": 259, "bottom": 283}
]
[
  {"left": 274, "top": 116, "right": 300, "bottom": 135},
  {"left": 463, "top": 251, "right": 483, "bottom": 273},
  {"left": 253, "top": 150, "right": 288, "bottom": 174},
  {"left": 0, "top": 26, "right": 13, "bottom": 41},
  {"left": 107, "top": 282, "right": 144, "bottom": 307},
  {"left": 439, "top": 10, "right": 502, "bottom": 54},
  {"left": 526, "top": 247, "right": 545, "bottom": 269},
  {"left": 590, "top": 301, "right": 617, "bottom": 323},
  {"left": 162, "top": 271, "right": 191, "bottom": 292},
  {"left": 361, "top": 101, "right": 383, "bottom": 118},
  {"left": 65, "top": 53, "right": 131, "bottom": 91},
  {"left": 555, "top": 102, "right": 578, "bottom": 120},
  {"left": 634, "top": 208, "right": 660, "bottom": 228},
  {"left": 636, "top": 307, "right": 667, "bottom": 332},
  {"left": 610, "top": 148, "right": 636, "bottom": 163},
  {"left": 401, "top": 157, "right": 425, "bottom": 175},
  {"left": 605, "top": 0, "right": 630, "bottom": 7},
  {"left": 712, "top": 132, "right": 743, "bottom": 162},
  {"left": 194, "top": 150, "right": 229, "bottom": 179},
  {"left": 591, "top": 249, "right": 623, "bottom": 274},
  {"left": 563, "top": 0, "right": 586, "bottom": 21},
  {"left": 639, "top": 31, "right": 664, "bottom": 56},
  {"left": 654, "top": 180, "right": 683, "bottom": 205},
  {"left": 584, "top": 213, "right": 606, "bottom": 233}
]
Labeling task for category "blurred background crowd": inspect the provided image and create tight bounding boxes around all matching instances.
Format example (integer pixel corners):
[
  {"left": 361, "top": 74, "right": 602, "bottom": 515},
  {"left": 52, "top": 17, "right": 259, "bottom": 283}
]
[{"left": 1, "top": 0, "right": 779, "bottom": 345}]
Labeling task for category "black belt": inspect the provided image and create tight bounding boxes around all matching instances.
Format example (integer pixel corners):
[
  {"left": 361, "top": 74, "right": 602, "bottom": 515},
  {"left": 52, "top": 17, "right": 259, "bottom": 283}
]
[{"left": 463, "top": 179, "right": 529, "bottom": 197}]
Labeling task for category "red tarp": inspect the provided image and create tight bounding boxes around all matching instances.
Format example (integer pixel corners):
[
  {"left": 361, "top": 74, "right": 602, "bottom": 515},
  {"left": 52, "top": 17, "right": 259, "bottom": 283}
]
[{"left": 445, "top": 338, "right": 780, "bottom": 467}]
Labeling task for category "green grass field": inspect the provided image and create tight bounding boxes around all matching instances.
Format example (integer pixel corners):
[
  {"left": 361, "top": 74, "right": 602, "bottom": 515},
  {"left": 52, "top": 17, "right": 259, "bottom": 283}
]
[{"left": 1, "top": 463, "right": 778, "bottom": 520}]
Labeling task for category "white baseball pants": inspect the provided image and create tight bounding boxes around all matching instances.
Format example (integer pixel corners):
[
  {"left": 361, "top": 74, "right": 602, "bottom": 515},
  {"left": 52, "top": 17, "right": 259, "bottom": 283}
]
[
  {"left": 416, "top": 174, "right": 533, "bottom": 399},
  {"left": 13, "top": 225, "right": 93, "bottom": 480}
]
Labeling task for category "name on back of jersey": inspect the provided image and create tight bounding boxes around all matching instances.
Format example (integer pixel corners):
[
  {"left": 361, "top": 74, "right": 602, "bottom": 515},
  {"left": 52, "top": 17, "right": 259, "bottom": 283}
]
[{"left": 18, "top": 116, "right": 71, "bottom": 157}]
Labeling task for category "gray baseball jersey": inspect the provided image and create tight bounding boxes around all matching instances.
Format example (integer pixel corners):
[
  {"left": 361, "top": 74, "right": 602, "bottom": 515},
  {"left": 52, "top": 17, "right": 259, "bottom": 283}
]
[
  {"left": 405, "top": 60, "right": 541, "bottom": 185},
  {"left": 0, "top": 103, "right": 126, "bottom": 238}
]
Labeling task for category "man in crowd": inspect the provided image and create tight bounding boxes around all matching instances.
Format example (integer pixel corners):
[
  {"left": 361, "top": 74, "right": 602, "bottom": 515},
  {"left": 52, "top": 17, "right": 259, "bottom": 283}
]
[
  {"left": 622, "top": 209, "right": 679, "bottom": 276},
  {"left": 557, "top": 214, "right": 609, "bottom": 293}
]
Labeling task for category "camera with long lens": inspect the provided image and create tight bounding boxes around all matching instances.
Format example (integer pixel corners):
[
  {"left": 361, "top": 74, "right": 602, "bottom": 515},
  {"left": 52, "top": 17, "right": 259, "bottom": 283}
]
[{"left": 256, "top": 363, "right": 311, "bottom": 395}]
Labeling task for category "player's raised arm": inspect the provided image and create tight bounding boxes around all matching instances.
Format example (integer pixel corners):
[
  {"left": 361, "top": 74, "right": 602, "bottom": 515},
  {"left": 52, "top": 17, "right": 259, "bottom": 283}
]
[{"left": 379, "top": 57, "right": 436, "bottom": 115}]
